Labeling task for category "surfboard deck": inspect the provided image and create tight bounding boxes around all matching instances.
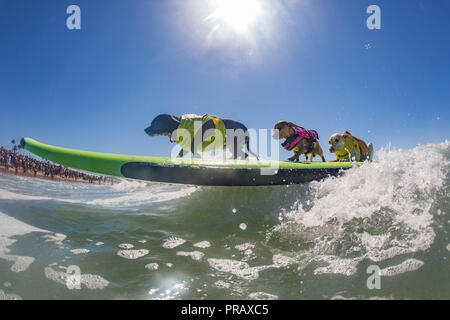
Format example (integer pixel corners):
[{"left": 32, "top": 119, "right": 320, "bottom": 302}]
[{"left": 20, "top": 138, "right": 359, "bottom": 186}]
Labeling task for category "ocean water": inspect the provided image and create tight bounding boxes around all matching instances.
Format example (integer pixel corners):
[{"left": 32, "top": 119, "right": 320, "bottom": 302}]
[{"left": 0, "top": 142, "right": 449, "bottom": 300}]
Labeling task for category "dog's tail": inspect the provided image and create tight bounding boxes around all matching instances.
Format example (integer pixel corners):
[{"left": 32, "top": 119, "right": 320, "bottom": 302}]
[{"left": 245, "top": 136, "right": 259, "bottom": 160}]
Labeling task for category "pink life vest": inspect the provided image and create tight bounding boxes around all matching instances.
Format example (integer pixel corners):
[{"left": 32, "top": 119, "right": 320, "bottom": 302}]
[{"left": 283, "top": 128, "right": 319, "bottom": 151}]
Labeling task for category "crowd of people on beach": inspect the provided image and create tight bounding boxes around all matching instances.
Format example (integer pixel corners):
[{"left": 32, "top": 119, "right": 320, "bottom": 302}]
[{"left": 0, "top": 147, "right": 112, "bottom": 184}]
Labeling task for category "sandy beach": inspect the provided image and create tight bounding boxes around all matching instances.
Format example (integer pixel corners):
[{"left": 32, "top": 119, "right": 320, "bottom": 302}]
[{"left": 0, "top": 166, "right": 114, "bottom": 185}]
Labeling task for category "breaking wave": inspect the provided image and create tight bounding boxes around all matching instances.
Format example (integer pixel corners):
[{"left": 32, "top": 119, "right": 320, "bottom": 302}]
[
  {"left": 267, "top": 141, "right": 449, "bottom": 276},
  {"left": 0, "top": 141, "right": 448, "bottom": 299}
]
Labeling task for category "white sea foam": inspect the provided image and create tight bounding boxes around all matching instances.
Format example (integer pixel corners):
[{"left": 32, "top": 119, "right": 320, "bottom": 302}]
[
  {"left": 235, "top": 243, "right": 254, "bottom": 251},
  {"left": 43, "top": 233, "right": 66, "bottom": 247},
  {"left": 86, "top": 182, "right": 196, "bottom": 207},
  {"left": 0, "top": 177, "right": 196, "bottom": 208},
  {"left": 0, "top": 254, "right": 35, "bottom": 273},
  {"left": 80, "top": 274, "right": 110, "bottom": 290},
  {"left": 176, "top": 251, "right": 204, "bottom": 261},
  {"left": 0, "top": 212, "right": 49, "bottom": 238},
  {"left": 213, "top": 280, "right": 231, "bottom": 289},
  {"left": 0, "top": 188, "right": 80, "bottom": 205},
  {"left": 268, "top": 142, "right": 449, "bottom": 276},
  {"left": 44, "top": 266, "right": 109, "bottom": 289},
  {"left": 111, "top": 180, "right": 151, "bottom": 191},
  {"left": 193, "top": 241, "right": 211, "bottom": 249},
  {"left": 379, "top": 259, "right": 424, "bottom": 276},
  {"left": 118, "top": 243, "right": 134, "bottom": 249},
  {"left": 145, "top": 263, "right": 159, "bottom": 270},
  {"left": 0, "top": 289, "right": 22, "bottom": 300},
  {"left": 207, "top": 258, "right": 266, "bottom": 281},
  {"left": 272, "top": 254, "right": 298, "bottom": 268},
  {"left": 148, "top": 288, "right": 160, "bottom": 295},
  {"left": 288, "top": 143, "right": 446, "bottom": 227},
  {"left": 0, "top": 211, "right": 49, "bottom": 273},
  {"left": 70, "top": 248, "right": 90, "bottom": 255},
  {"left": 162, "top": 237, "right": 186, "bottom": 249},
  {"left": 313, "top": 256, "right": 363, "bottom": 276},
  {"left": 117, "top": 249, "right": 149, "bottom": 259},
  {"left": 248, "top": 292, "right": 279, "bottom": 300},
  {"left": 0, "top": 188, "right": 56, "bottom": 201}
]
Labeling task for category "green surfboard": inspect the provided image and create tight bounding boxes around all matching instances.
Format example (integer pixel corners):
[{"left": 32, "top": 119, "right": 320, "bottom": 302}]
[{"left": 20, "top": 137, "right": 358, "bottom": 186}]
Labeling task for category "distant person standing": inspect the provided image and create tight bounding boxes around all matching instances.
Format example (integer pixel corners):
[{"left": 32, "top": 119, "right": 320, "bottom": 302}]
[
  {"left": 14, "top": 157, "right": 19, "bottom": 173},
  {"left": 5, "top": 155, "right": 10, "bottom": 170}
]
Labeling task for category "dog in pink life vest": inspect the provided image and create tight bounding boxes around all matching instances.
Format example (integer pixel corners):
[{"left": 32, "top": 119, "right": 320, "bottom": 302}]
[{"left": 273, "top": 121, "right": 326, "bottom": 162}]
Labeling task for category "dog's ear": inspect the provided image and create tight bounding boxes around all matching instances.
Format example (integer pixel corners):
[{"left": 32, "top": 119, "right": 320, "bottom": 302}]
[
  {"left": 343, "top": 131, "right": 352, "bottom": 137},
  {"left": 287, "top": 122, "right": 300, "bottom": 129}
]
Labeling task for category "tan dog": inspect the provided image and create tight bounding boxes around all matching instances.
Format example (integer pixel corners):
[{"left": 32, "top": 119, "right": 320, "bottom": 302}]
[
  {"left": 328, "top": 131, "right": 373, "bottom": 162},
  {"left": 273, "top": 121, "right": 326, "bottom": 162}
]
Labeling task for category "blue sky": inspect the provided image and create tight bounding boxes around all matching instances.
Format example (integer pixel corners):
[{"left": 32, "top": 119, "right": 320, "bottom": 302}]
[{"left": 0, "top": 0, "right": 449, "bottom": 159}]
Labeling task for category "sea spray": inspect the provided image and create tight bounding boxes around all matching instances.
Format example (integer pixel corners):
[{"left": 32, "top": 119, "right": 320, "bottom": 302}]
[{"left": 267, "top": 142, "right": 449, "bottom": 275}]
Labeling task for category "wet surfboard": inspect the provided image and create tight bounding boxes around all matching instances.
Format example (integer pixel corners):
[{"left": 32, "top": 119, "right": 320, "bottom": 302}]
[{"left": 20, "top": 137, "right": 359, "bottom": 186}]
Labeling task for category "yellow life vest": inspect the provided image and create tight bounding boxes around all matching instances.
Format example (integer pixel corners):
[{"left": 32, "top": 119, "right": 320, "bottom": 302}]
[
  {"left": 174, "top": 114, "right": 226, "bottom": 153},
  {"left": 334, "top": 136, "right": 361, "bottom": 161}
]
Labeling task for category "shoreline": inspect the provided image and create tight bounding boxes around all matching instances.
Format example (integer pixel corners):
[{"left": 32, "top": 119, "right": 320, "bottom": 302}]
[{"left": 0, "top": 166, "right": 114, "bottom": 185}]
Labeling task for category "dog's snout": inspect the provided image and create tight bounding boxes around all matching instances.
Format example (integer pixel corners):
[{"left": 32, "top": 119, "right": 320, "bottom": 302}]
[
  {"left": 272, "top": 129, "right": 280, "bottom": 139},
  {"left": 144, "top": 126, "right": 152, "bottom": 135}
]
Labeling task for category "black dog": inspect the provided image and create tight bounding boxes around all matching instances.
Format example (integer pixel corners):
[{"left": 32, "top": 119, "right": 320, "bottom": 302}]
[{"left": 144, "top": 114, "right": 258, "bottom": 159}]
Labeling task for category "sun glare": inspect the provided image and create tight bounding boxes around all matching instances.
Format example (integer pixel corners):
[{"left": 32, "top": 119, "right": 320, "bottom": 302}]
[{"left": 206, "top": 0, "right": 263, "bottom": 33}]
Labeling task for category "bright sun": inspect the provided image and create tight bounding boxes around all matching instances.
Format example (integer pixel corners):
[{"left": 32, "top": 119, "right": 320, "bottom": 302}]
[{"left": 206, "top": 0, "right": 263, "bottom": 33}]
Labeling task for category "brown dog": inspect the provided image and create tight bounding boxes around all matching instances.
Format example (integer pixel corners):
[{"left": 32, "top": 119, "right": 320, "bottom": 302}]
[
  {"left": 328, "top": 131, "right": 374, "bottom": 162},
  {"left": 273, "top": 121, "right": 326, "bottom": 162}
]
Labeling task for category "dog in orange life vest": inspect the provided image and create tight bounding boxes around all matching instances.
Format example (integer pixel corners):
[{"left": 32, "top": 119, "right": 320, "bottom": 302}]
[{"left": 273, "top": 121, "right": 326, "bottom": 162}]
